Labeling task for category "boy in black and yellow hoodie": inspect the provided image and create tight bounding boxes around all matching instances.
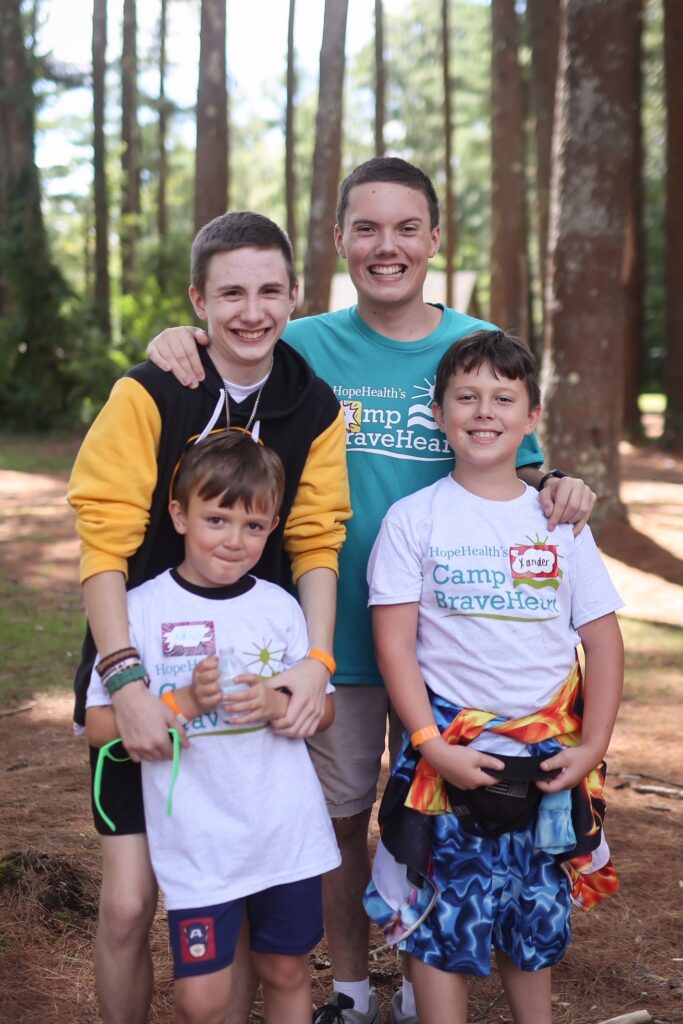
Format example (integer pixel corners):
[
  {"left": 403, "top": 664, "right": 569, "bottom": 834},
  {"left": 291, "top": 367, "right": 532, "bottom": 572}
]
[{"left": 67, "top": 211, "right": 350, "bottom": 1024}]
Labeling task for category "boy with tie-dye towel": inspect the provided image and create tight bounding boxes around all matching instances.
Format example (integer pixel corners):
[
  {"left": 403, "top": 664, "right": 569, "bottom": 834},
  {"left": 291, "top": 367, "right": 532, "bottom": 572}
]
[{"left": 364, "top": 329, "right": 623, "bottom": 1024}]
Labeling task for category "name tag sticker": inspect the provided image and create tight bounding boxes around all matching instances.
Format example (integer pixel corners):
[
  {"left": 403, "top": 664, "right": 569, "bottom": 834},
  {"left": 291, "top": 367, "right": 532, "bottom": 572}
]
[
  {"left": 162, "top": 620, "right": 216, "bottom": 657},
  {"left": 509, "top": 544, "right": 559, "bottom": 580}
]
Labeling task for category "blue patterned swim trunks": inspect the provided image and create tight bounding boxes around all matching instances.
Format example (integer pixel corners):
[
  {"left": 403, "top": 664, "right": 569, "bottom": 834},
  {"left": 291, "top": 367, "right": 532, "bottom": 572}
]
[{"left": 402, "top": 811, "right": 571, "bottom": 975}]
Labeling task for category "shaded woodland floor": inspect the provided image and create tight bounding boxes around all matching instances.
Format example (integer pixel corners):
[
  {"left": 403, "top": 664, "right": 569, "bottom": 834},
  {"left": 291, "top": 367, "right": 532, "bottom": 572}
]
[{"left": 0, "top": 439, "right": 681, "bottom": 1024}]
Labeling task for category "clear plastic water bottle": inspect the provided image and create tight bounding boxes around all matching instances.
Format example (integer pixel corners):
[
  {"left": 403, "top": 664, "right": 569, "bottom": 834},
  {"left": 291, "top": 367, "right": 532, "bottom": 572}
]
[{"left": 217, "top": 647, "right": 250, "bottom": 723}]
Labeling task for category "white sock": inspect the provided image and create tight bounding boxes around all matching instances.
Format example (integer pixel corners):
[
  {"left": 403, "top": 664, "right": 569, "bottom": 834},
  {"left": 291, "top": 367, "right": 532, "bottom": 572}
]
[
  {"left": 333, "top": 979, "right": 370, "bottom": 1014},
  {"left": 401, "top": 979, "right": 416, "bottom": 1017}
]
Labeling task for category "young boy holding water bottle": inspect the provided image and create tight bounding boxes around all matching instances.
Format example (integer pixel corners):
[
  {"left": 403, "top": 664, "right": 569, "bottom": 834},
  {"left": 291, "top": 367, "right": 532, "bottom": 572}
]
[{"left": 85, "top": 431, "right": 338, "bottom": 1024}]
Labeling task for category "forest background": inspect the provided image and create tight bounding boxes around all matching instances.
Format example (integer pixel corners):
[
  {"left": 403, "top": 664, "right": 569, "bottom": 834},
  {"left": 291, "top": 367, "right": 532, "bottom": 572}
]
[
  {"left": 1, "top": 3, "right": 683, "bottom": 1022},
  {"left": 1, "top": 0, "right": 682, "bottom": 529}
]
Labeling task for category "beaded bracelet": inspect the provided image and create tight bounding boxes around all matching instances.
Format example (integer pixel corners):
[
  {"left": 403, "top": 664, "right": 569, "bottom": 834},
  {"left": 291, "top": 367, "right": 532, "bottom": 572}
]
[
  {"left": 100, "top": 657, "right": 144, "bottom": 690},
  {"left": 410, "top": 724, "right": 440, "bottom": 748},
  {"left": 96, "top": 646, "right": 139, "bottom": 678}
]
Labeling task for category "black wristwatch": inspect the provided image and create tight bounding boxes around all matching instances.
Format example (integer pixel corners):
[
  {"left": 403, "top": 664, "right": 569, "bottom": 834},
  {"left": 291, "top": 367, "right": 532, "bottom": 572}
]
[{"left": 538, "top": 468, "right": 568, "bottom": 491}]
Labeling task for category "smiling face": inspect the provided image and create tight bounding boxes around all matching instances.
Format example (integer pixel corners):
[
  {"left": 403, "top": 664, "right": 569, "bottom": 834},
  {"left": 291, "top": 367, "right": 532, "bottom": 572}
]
[
  {"left": 433, "top": 363, "right": 541, "bottom": 494},
  {"left": 333, "top": 182, "right": 440, "bottom": 321},
  {"left": 188, "top": 246, "right": 298, "bottom": 385},
  {"left": 169, "top": 492, "right": 279, "bottom": 588}
]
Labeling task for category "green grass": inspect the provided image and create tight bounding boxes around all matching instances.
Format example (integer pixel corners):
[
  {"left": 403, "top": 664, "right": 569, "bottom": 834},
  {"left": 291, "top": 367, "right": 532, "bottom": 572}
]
[
  {"left": 0, "top": 434, "right": 81, "bottom": 474},
  {"left": 0, "top": 575, "right": 84, "bottom": 707},
  {"left": 620, "top": 616, "right": 683, "bottom": 702}
]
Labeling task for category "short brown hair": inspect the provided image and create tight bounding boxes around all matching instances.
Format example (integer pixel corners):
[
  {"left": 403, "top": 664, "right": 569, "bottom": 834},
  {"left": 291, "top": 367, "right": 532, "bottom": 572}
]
[
  {"left": 173, "top": 431, "right": 285, "bottom": 516},
  {"left": 433, "top": 330, "right": 541, "bottom": 410},
  {"left": 336, "top": 158, "right": 440, "bottom": 230},
  {"left": 190, "top": 211, "right": 297, "bottom": 295}
]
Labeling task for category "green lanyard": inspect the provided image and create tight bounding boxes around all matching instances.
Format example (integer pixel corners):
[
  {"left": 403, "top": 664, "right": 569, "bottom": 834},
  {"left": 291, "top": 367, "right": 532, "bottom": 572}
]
[{"left": 93, "top": 728, "right": 182, "bottom": 833}]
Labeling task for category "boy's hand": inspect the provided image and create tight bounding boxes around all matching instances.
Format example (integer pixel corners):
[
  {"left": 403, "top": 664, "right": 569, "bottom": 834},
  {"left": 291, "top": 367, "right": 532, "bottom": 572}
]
[
  {"left": 268, "top": 659, "right": 328, "bottom": 737},
  {"left": 146, "top": 326, "right": 208, "bottom": 388},
  {"left": 540, "top": 475, "right": 596, "bottom": 535},
  {"left": 112, "top": 680, "right": 188, "bottom": 760},
  {"left": 221, "top": 675, "right": 289, "bottom": 724},
  {"left": 191, "top": 655, "right": 222, "bottom": 712},
  {"left": 421, "top": 739, "right": 505, "bottom": 791},
  {"left": 535, "top": 744, "right": 603, "bottom": 793}
]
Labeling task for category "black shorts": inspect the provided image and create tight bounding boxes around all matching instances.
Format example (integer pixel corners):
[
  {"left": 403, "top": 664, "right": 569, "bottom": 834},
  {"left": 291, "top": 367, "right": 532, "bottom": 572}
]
[{"left": 89, "top": 745, "right": 146, "bottom": 836}]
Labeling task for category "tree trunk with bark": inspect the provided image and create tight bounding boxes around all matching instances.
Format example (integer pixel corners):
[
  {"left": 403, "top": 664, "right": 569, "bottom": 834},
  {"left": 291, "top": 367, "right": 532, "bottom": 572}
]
[
  {"left": 527, "top": 0, "right": 560, "bottom": 332},
  {"left": 302, "top": 0, "right": 349, "bottom": 317},
  {"left": 285, "top": 0, "right": 297, "bottom": 254},
  {"left": 375, "top": 0, "right": 385, "bottom": 157},
  {"left": 622, "top": 1, "right": 645, "bottom": 442},
  {"left": 195, "top": 0, "right": 228, "bottom": 233},
  {"left": 121, "top": 0, "right": 140, "bottom": 295},
  {"left": 663, "top": 0, "right": 683, "bottom": 447},
  {"left": 542, "top": 0, "right": 641, "bottom": 526},
  {"left": 0, "top": 0, "right": 70, "bottom": 424},
  {"left": 156, "top": 0, "right": 169, "bottom": 287},
  {"left": 442, "top": 0, "right": 456, "bottom": 307},
  {"left": 92, "top": 0, "right": 111, "bottom": 338},
  {"left": 490, "top": 0, "right": 529, "bottom": 339}
]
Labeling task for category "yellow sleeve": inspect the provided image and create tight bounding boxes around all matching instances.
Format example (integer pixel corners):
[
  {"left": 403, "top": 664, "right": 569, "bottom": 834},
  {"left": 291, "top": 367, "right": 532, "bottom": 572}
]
[
  {"left": 284, "top": 407, "right": 352, "bottom": 583},
  {"left": 67, "top": 377, "right": 162, "bottom": 583}
]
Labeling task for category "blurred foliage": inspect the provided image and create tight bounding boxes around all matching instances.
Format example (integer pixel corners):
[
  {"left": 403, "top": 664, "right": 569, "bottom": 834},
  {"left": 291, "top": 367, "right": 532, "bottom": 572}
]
[{"left": 0, "top": 0, "right": 668, "bottom": 430}]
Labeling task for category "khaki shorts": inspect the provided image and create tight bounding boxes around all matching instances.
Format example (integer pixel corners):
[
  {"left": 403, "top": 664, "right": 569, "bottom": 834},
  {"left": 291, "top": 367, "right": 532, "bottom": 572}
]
[{"left": 307, "top": 685, "right": 404, "bottom": 818}]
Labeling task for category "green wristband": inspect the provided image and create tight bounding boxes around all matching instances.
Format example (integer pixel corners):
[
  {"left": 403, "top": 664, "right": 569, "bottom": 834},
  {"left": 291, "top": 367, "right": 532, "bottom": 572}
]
[{"left": 105, "top": 664, "right": 148, "bottom": 696}]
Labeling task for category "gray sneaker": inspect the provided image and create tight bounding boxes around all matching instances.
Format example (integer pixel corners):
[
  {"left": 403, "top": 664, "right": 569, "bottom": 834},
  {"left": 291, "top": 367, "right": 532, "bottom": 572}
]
[
  {"left": 389, "top": 990, "right": 419, "bottom": 1024},
  {"left": 312, "top": 989, "right": 381, "bottom": 1024}
]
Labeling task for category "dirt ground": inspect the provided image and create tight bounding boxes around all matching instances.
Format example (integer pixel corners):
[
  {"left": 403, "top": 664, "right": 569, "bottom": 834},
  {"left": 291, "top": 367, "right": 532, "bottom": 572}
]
[{"left": 0, "top": 440, "right": 682, "bottom": 1024}]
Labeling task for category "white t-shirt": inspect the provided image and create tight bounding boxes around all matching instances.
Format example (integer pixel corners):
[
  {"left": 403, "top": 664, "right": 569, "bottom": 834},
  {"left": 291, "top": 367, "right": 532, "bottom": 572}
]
[
  {"left": 367, "top": 478, "right": 622, "bottom": 755},
  {"left": 87, "top": 569, "right": 340, "bottom": 909}
]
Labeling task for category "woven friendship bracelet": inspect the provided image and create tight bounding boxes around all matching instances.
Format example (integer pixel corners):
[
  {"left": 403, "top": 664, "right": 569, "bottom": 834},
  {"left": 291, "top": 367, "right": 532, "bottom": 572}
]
[
  {"left": 410, "top": 724, "right": 440, "bottom": 748},
  {"left": 96, "top": 647, "right": 140, "bottom": 678},
  {"left": 100, "top": 657, "right": 144, "bottom": 689},
  {"left": 105, "top": 664, "right": 149, "bottom": 697}
]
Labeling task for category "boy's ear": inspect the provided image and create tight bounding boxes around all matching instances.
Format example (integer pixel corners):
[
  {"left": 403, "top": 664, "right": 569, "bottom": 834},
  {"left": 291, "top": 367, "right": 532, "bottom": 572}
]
[
  {"left": 428, "top": 224, "right": 441, "bottom": 259},
  {"left": 288, "top": 283, "right": 299, "bottom": 315},
  {"left": 269, "top": 514, "right": 280, "bottom": 535},
  {"left": 525, "top": 404, "right": 542, "bottom": 435},
  {"left": 168, "top": 499, "right": 189, "bottom": 535},
  {"left": 432, "top": 402, "right": 445, "bottom": 433},
  {"left": 188, "top": 285, "right": 207, "bottom": 321},
  {"left": 333, "top": 224, "right": 346, "bottom": 259}
]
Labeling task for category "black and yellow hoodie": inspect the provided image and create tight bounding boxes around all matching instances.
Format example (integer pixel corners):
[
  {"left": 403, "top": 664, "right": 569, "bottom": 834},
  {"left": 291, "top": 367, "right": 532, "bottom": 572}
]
[{"left": 68, "top": 341, "right": 351, "bottom": 726}]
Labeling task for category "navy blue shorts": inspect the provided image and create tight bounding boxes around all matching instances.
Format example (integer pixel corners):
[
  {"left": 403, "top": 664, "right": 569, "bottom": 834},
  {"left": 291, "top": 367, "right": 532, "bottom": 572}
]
[
  {"left": 403, "top": 812, "right": 571, "bottom": 975},
  {"left": 167, "top": 875, "right": 324, "bottom": 979}
]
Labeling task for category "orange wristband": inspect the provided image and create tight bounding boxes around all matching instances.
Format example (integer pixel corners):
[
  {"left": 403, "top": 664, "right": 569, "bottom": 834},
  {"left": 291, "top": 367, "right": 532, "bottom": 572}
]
[
  {"left": 161, "top": 690, "right": 188, "bottom": 725},
  {"left": 307, "top": 647, "right": 336, "bottom": 676},
  {"left": 410, "top": 724, "right": 440, "bottom": 748}
]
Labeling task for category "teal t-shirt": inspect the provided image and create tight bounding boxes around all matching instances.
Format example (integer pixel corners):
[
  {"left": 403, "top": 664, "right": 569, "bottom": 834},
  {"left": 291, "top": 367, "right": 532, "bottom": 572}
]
[{"left": 284, "top": 305, "right": 544, "bottom": 687}]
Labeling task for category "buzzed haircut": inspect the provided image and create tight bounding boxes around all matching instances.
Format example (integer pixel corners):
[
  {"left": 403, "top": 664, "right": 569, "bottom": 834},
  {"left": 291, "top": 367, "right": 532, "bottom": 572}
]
[
  {"left": 336, "top": 157, "right": 440, "bottom": 230},
  {"left": 173, "top": 431, "right": 285, "bottom": 516},
  {"left": 190, "top": 211, "right": 297, "bottom": 295},
  {"left": 433, "top": 329, "right": 541, "bottom": 411}
]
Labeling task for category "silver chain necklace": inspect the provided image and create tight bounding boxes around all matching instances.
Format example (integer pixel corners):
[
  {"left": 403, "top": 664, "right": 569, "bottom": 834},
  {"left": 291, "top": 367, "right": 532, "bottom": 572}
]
[{"left": 223, "top": 360, "right": 273, "bottom": 433}]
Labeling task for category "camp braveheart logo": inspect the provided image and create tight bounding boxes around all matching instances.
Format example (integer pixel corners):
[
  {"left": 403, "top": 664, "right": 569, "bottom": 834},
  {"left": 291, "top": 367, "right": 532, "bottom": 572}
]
[{"left": 509, "top": 538, "right": 562, "bottom": 590}]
